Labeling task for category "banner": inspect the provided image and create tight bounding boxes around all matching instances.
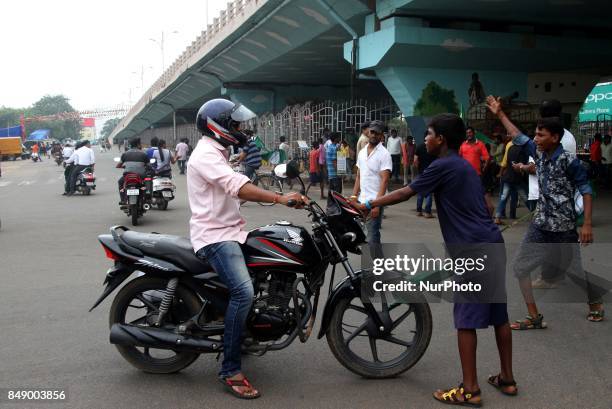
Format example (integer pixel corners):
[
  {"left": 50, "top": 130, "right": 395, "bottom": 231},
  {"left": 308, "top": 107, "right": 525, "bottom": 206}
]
[
  {"left": 81, "top": 117, "right": 95, "bottom": 127},
  {"left": 578, "top": 82, "right": 612, "bottom": 122}
]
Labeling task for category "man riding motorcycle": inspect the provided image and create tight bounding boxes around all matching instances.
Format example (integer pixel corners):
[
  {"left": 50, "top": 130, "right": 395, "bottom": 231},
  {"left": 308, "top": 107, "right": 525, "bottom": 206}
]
[
  {"left": 116, "top": 137, "right": 148, "bottom": 205},
  {"left": 188, "top": 99, "right": 305, "bottom": 399}
]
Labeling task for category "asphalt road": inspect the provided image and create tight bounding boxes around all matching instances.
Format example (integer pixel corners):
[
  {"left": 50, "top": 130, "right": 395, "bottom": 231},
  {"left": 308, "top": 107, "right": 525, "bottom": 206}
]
[{"left": 0, "top": 152, "right": 610, "bottom": 409}]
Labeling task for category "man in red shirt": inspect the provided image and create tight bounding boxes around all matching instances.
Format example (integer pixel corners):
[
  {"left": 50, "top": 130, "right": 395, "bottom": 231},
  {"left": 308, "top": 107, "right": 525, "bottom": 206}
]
[
  {"left": 459, "top": 127, "right": 489, "bottom": 175},
  {"left": 306, "top": 141, "right": 324, "bottom": 198},
  {"left": 460, "top": 126, "right": 493, "bottom": 214}
]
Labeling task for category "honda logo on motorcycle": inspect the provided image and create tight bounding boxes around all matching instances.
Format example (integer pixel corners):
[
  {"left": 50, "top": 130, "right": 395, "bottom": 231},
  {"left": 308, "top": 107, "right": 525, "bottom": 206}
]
[{"left": 284, "top": 228, "right": 303, "bottom": 246}]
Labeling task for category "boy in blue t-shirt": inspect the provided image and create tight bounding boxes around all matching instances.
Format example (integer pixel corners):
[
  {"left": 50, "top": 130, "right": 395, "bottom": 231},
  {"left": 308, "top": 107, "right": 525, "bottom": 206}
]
[{"left": 356, "top": 113, "right": 516, "bottom": 406}]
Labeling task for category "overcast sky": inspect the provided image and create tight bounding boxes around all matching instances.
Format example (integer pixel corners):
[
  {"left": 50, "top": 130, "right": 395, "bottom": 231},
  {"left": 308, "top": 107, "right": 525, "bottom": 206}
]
[{"left": 0, "top": 0, "right": 228, "bottom": 111}]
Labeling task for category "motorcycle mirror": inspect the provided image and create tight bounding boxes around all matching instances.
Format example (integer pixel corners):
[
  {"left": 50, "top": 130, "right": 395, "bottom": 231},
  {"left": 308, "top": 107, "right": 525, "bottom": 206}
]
[
  {"left": 150, "top": 158, "right": 156, "bottom": 164},
  {"left": 113, "top": 157, "right": 120, "bottom": 163},
  {"left": 274, "top": 164, "right": 287, "bottom": 179}
]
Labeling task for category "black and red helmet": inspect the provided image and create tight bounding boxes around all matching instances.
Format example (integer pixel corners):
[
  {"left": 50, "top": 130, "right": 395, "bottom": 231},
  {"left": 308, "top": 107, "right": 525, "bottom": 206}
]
[{"left": 196, "top": 98, "right": 256, "bottom": 148}]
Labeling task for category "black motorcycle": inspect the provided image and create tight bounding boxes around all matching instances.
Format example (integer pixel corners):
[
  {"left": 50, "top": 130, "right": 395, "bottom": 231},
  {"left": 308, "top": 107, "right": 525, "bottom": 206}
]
[{"left": 91, "top": 168, "right": 432, "bottom": 378}]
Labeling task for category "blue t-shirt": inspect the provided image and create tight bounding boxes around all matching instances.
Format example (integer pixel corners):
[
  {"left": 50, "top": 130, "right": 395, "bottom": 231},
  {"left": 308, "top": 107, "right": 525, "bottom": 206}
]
[
  {"left": 146, "top": 147, "right": 157, "bottom": 159},
  {"left": 409, "top": 152, "right": 502, "bottom": 244}
]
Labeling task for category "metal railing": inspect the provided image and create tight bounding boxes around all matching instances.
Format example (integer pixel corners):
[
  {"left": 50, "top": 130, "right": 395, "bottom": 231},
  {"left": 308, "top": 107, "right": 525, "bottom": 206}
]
[
  {"left": 111, "top": 0, "right": 262, "bottom": 140},
  {"left": 252, "top": 99, "right": 400, "bottom": 156}
]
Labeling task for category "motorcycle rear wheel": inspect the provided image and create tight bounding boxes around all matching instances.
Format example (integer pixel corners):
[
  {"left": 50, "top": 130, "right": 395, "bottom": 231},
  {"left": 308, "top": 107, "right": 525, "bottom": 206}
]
[
  {"left": 130, "top": 204, "right": 139, "bottom": 226},
  {"left": 326, "top": 296, "right": 432, "bottom": 378},
  {"left": 109, "top": 277, "right": 201, "bottom": 374},
  {"left": 157, "top": 200, "right": 168, "bottom": 210}
]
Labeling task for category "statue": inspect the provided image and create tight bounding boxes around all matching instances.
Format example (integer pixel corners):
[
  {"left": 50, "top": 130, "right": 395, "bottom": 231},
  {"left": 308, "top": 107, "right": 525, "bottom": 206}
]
[{"left": 468, "top": 72, "right": 486, "bottom": 106}]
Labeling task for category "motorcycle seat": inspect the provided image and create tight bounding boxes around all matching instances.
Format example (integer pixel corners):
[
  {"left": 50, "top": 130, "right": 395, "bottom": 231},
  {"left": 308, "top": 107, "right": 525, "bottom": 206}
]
[{"left": 121, "top": 231, "right": 212, "bottom": 274}]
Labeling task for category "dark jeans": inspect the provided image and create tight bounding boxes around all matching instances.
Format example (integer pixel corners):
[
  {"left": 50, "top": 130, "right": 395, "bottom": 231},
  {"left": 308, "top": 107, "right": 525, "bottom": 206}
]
[
  {"left": 118, "top": 176, "right": 125, "bottom": 202},
  {"left": 514, "top": 224, "right": 604, "bottom": 304},
  {"left": 391, "top": 154, "right": 401, "bottom": 181},
  {"left": 68, "top": 165, "right": 88, "bottom": 193},
  {"left": 64, "top": 164, "right": 74, "bottom": 193},
  {"left": 177, "top": 159, "right": 187, "bottom": 174},
  {"left": 243, "top": 164, "right": 257, "bottom": 180},
  {"left": 416, "top": 193, "right": 432, "bottom": 214},
  {"left": 196, "top": 241, "right": 254, "bottom": 378}
]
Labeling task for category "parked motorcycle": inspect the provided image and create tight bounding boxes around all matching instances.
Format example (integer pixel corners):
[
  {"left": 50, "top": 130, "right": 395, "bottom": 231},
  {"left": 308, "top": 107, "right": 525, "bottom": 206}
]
[
  {"left": 91, "top": 164, "right": 432, "bottom": 378},
  {"left": 75, "top": 167, "right": 96, "bottom": 195}
]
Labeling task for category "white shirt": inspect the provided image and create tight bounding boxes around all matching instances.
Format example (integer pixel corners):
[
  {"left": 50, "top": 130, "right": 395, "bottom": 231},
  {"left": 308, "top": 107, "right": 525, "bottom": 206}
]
[
  {"left": 561, "top": 129, "right": 576, "bottom": 154},
  {"left": 528, "top": 155, "right": 539, "bottom": 200},
  {"left": 602, "top": 142, "right": 612, "bottom": 164},
  {"left": 65, "top": 151, "right": 78, "bottom": 165},
  {"left": 74, "top": 146, "right": 95, "bottom": 165},
  {"left": 356, "top": 143, "right": 393, "bottom": 203},
  {"left": 386, "top": 136, "right": 401, "bottom": 155},
  {"left": 62, "top": 146, "right": 74, "bottom": 158},
  {"left": 175, "top": 142, "right": 189, "bottom": 159}
]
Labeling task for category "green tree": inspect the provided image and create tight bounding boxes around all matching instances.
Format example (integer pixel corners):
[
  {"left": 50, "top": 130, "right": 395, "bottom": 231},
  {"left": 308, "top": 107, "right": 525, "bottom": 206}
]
[
  {"left": 101, "top": 117, "right": 122, "bottom": 140},
  {"left": 25, "top": 94, "right": 81, "bottom": 141},
  {"left": 414, "top": 81, "right": 460, "bottom": 117},
  {"left": 0, "top": 106, "right": 24, "bottom": 130}
]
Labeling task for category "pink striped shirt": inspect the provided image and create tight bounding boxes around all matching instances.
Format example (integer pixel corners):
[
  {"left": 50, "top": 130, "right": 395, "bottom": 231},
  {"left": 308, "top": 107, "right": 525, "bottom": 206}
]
[{"left": 187, "top": 138, "right": 250, "bottom": 252}]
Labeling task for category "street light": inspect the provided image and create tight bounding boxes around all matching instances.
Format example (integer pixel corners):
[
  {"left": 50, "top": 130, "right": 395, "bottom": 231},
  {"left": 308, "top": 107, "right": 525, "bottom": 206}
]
[
  {"left": 131, "top": 65, "right": 154, "bottom": 92},
  {"left": 149, "top": 30, "right": 179, "bottom": 74}
]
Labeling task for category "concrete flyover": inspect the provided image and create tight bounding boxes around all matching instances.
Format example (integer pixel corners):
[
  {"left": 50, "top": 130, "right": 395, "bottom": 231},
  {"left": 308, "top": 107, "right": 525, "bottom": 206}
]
[{"left": 112, "top": 0, "right": 612, "bottom": 146}]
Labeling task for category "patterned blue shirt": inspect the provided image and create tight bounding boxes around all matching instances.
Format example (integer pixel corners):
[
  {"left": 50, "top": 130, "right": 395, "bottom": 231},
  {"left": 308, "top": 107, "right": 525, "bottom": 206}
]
[
  {"left": 326, "top": 143, "right": 338, "bottom": 179},
  {"left": 532, "top": 142, "right": 593, "bottom": 232}
]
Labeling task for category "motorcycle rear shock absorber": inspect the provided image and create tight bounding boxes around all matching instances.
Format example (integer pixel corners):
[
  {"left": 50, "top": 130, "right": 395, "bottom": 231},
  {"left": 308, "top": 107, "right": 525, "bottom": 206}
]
[{"left": 156, "top": 278, "right": 178, "bottom": 326}]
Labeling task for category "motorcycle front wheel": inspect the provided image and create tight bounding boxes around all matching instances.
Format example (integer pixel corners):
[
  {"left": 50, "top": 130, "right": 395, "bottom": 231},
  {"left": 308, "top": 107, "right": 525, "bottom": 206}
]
[
  {"left": 109, "top": 277, "right": 201, "bottom": 373},
  {"left": 326, "top": 295, "right": 432, "bottom": 378},
  {"left": 257, "top": 174, "right": 282, "bottom": 206}
]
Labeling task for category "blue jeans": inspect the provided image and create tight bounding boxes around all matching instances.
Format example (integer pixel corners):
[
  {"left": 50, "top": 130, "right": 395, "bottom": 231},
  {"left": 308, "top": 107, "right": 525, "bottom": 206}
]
[
  {"left": 196, "top": 241, "right": 254, "bottom": 378},
  {"left": 366, "top": 206, "right": 384, "bottom": 244},
  {"left": 416, "top": 193, "right": 432, "bottom": 214},
  {"left": 177, "top": 159, "right": 186, "bottom": 174},
  {"left": 495, "top": 182, "right": 528, "bottom": 218},
  {"left": 497, "top": 188, "right": 517, "bottom": 218}
]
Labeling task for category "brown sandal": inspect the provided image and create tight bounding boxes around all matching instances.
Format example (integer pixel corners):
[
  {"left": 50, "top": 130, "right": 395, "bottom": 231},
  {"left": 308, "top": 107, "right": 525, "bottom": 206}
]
[
  {"left": 433, "top": 384, "right": 482, "bottom": 407},
  {"left": 587, "top": 304, "right": 605, "bottom": 322},
  {"left": 219, "top": 376, "right": 261, "bottom": 399},
  {"left": 487, "top": 374, "right": 518, "bottom": 396}
]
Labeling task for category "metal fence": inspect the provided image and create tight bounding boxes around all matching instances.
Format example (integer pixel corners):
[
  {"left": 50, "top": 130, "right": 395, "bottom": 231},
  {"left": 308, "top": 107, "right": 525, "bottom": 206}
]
[
  {"left": 251, "top": 99, "right": 401, "bottom": 155},
  {"left": 134, "top": 99, "right": 402, "bottom": 156}
]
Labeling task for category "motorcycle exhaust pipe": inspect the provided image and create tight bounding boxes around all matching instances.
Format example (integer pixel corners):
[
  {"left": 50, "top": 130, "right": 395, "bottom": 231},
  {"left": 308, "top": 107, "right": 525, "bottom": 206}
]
[
  {"left": 110, "top": 323, "right": 222, "bottom": 353},
  {"left": 143, "top": 204, "right": 151, "bottom": 211}
]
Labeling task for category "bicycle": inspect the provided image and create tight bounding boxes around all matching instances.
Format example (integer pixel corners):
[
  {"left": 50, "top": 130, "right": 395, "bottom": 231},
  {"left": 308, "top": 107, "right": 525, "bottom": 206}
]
[{"left": 234, "top": 163, "right": 303, "bottom": 206}]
